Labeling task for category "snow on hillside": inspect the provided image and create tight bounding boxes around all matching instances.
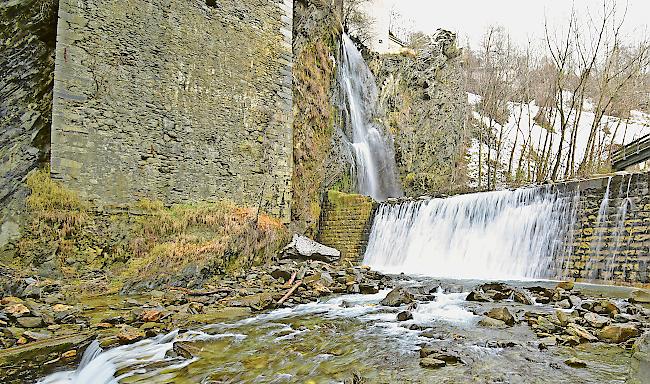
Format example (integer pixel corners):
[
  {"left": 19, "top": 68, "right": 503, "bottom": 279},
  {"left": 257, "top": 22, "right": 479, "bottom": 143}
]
[{"left": 466, "top": 92, "right": 650, "bottom": 188}]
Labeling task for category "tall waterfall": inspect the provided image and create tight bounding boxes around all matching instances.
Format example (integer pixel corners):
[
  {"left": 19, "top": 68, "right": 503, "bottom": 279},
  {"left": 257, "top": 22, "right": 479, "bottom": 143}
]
[
  {"left": 363, "top": 187, "right": 577, "bottom": 280},
  {"left": 338, "top": 34, "right": 402, "bottom": 201}
]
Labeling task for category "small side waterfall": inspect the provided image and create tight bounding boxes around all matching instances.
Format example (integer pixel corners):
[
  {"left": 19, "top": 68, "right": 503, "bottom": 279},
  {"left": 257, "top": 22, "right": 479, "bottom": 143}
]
[
  {"left": 338, "top": 34, "right": 402, "bottom": 201},
  {"left": 363, "top": 187, "right": 577, "bottom": 280}
]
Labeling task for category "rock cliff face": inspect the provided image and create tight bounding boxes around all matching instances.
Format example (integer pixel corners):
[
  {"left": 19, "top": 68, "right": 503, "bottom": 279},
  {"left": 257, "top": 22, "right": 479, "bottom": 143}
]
[
  {"left": 291, "top": 0, "right": 346, "bottom": 235},
  {"left": 51, "top": 0, "right": 294, "bottom": 219},
  {"left": 369, "top": 30, "right": 469, "bottom": 196},
  {"left": 0, "top": 0, "right": 58, "bottom": 245}
]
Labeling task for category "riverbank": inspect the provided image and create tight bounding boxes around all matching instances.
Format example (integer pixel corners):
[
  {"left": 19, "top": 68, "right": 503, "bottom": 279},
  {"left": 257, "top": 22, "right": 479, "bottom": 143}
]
[{"left": 2, "top": 259, "right": 649, "bottom": 383}]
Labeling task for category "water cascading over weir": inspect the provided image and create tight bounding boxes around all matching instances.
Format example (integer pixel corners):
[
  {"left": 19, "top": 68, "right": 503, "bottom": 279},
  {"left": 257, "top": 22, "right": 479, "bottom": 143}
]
[
  {"left": 338, "top": 34, "right": 402, "bottom": 201},
  {"left": 354, "top": 172, "right": 650, "bottom": 284},
  {"left": 363, "top": 186, "right": 580, "bottom": 280}
]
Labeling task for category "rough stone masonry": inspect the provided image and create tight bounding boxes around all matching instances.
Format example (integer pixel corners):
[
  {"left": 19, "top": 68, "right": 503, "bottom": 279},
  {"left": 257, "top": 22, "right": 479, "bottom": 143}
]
[{"left": 50, "top": 0, "right": 294, "bottom": 220}]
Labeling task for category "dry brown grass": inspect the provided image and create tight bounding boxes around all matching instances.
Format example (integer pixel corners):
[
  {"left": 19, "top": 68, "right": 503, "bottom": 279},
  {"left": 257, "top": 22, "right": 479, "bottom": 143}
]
[
  {"left": 122, "top": 201, "right": 289, "bottom": 279},
  {"left": 18, "top": 170, "right": 289, "bottom": 286}
]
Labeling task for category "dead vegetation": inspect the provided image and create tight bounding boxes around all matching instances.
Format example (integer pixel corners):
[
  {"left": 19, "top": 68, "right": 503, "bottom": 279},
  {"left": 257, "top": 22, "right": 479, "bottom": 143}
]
[{"left": 15, "top": 169, "right": 289, "bottom": 292}]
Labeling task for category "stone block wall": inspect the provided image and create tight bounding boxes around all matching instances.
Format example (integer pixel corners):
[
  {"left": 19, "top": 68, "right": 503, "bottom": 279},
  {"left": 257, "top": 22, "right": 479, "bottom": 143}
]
[
  {"left": 560, "top": 172, "right": 650, "bottom": 285},
  {"left": 0, "top": 0, "right": 58, "bottom": 245},
  {"left": 51, "top": 0, "right": 294, "bottom": 219},
  {"left": 318, "top": 190, "right": 377, "bottom": 262}
]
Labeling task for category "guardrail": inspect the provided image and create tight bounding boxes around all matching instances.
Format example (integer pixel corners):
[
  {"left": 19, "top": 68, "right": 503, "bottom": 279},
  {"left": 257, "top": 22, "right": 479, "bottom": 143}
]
[{"left": 611, "top": 134, "right": 650, "bottom": 171}]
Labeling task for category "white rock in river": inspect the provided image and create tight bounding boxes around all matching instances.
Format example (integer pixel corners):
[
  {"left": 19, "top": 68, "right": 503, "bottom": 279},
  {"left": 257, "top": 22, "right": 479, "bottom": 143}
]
[{"left": 282, "top": 234, "right": 341, "bottom": 262}]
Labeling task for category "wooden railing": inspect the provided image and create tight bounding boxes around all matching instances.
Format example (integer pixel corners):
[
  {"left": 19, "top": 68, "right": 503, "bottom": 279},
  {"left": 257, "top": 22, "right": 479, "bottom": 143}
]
[{"left": 611, "top": 134, "right": 650, "bottom": 171}]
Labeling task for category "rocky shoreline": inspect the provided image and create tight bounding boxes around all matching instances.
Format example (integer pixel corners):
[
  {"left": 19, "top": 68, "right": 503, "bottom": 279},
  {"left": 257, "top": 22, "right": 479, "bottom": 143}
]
[
  {"left": 0, "top": 256, "right": 390, "bottom": 382},
  {"left": 2, "top": 256, "right": 650, "bottom": 382}
]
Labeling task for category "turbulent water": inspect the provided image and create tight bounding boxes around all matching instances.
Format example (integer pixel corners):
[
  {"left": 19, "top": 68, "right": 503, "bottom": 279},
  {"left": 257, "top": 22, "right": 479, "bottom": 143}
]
[
  {"left": 338, "top": 34, "right": 402, "bottom": 201},
  {"left": 37, "top": 283, "right": 632, "bottom": 384},
  {"left": 363, "top": 186, "right": 579, "bottom": 280}
]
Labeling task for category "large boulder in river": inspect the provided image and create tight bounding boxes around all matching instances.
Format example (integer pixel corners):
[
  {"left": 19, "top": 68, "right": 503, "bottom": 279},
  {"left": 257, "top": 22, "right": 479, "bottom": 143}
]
[
  {"left": 281, "top": 234, "right": 340, "bottom": 262},
  {"left": 598, "top": 324, "right": 640, "bottom": 344},
  {"left": 486, "top": 307, "right": 515, "bottom": 326},
  {"left": 380, "top": 287, "right": 414, "bottom": 307}
]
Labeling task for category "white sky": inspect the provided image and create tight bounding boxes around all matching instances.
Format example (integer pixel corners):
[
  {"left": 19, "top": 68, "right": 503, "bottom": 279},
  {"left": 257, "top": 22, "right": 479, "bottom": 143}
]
[{"left": 387, "top": 0, "right": 649, "bottom": 49}]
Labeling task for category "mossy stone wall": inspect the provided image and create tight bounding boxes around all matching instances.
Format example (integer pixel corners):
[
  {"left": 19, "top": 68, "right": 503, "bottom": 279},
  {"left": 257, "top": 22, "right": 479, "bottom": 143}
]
[
  {"left": 51, "top": 0, "right": 294, "bottom": 220},
  {"left": 561, "top": 172, "right": 650, "bottom": 285},
  {"left": 317, "top": 190, "right": 377, "bottom": 262}
]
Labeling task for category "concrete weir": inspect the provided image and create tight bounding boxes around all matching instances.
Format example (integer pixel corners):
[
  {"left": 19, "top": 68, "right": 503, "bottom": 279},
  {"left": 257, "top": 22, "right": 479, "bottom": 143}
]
[{"left": 318, "top": 171, "right": 650, "bottom": 286}]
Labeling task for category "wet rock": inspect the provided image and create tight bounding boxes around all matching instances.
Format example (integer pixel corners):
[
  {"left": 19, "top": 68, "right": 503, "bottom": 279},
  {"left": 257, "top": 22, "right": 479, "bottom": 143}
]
[
  {"left": 229, "top": 292, "right": 274, "bottom": 311},
  {"left": 554, "top": 310, "right": 570, "bottom": 327},
  {"left": 628, "top": 332, "right": 650, "bottom": 384},
  {"left": 380, "top": 287, "right": 414, "bottom": 307},
  {"left": 140, "top": 309, "right": 163, "bottom": 322},
  {"left": 593, "top": 300, "right": 620, "bottom": 317},
  {"left": 16, "top": 316, "right": 43, "bottom": 328},
  {"left": 512, "top": 289, "right": 532, "bottom": 305},
  {"left": 559, "top": 335, "right": 581, "bottom": 347},
  {"left": 564, "top": 358, "right": 587, "bottom": 368},
  {"left": 419, "top": 357, "right": 446, "bottom": 369},
  {"left": 629, "top": 289, "right": 650, "bottom": 304},
  {"left": 534, "top": 315, "right": 558, "bottom": 333},
  {"left": 5, "top": 303, "right": 30, "bottom": 318},
  {"left": 486, "top": 307, "right": 515, "bottom": 326},
  {"left": 569, "top": 295, "right": 582, "bottom": 308},
  {"left": 556, "top": 281, "right": 574, "bottom": 291},
  {"left": 584, "top": 312, "right": 609, "bottom": 328},
  {"left": 466, "top": 290, "right": 490, "bottom": 302},
  {"left": 270, "top": 268, "right": 292, "bottom": 282},
  {"left": 281, "top": 234, "right": 340, "bottom": 262},
  {"left": 23, "top": 330, "right": 51, "bottom": 341},
  {"left": 0, "top": 332, "right": 94, "bottom": 382},
  {"left": 478, "top": 316, "right": 507, "bottom": 329},
  {"left": 557, "top": 299, "right": 571, "bottom": 309},
  {"left": 598, "top": 324, "right": 640, "bottom": 344},
  {"left": 419, "top": 347, "right": 463, "bottom": 364},
  {"left": 479, "top": 282, "right": 513, "bottom": 294},
  {"left": 538, "top": 336, "right": 557, "bottom": 349},
  {"left": 359, "top": 283, "right": 379, "bottom": 295},
  {"left": 397, "top": 310, "right": 413, "bottom": 321},
  {"left": 567, "top": 323, "right": 597, "bottom": 343},
  {"left": 420, "top": 330, "right": 446, "bottom": 339},
  {"left": 52, "top": 304, "right": 73, "bottom": 313},
  {"left": 117, "top": 326, "right": 145, "bottom": 344}
]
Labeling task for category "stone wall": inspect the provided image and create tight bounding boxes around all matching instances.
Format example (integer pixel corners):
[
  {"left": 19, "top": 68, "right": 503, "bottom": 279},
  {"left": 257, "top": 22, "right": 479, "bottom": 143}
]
[
  {"left": 368, "top": 30, "right": 468, "bottom": 197},
  {"left": 317, "top": 190, "right": 376, "bottom": 262},
  {"left": 561, "top": 172, "right": 650, "bottom": 285},
  {"left": 0, "top": 0, "right": 58, "bottom": 246},
  {"left": 51, "top": 0, "right": 294, "bottom": 219},
  {"left": 318, "top": 172, "right": 649, "bottom": 285}
]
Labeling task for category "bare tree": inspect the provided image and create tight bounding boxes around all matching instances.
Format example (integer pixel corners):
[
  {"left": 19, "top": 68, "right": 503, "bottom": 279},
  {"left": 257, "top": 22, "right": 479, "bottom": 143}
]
[{"left": 343, "top": 0, "right": 374, "bottom": 44}]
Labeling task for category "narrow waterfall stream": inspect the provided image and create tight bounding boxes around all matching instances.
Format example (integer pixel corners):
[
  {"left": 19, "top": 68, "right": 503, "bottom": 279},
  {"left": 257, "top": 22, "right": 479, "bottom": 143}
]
[
  {"left": 338, "top": 34, "right": 402, "bottom": 200},
  {"left": 363, "top": 186, "right": 578, "bottom": 280}
]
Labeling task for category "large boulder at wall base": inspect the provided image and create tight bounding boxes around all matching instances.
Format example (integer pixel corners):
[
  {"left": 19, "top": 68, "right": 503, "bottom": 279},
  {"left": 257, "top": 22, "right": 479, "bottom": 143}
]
[
  {"left": 380, "top": 287, "right": 415, "bottom": 307},
  {"left": 627, "top": 332, "right": 650, "bottom": 384},
  {"left": 281, "top": 234, "right": 341, "bottom": 262}
]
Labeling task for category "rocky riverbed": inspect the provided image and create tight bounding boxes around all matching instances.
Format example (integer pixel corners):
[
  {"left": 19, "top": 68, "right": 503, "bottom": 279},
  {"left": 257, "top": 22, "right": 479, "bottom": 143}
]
[{"left": 1, "top": 260, "right": 650, "bottom": 383}]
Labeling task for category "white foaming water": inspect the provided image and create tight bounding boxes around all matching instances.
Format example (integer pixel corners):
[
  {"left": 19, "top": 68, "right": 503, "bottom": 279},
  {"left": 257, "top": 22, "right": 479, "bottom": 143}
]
[
  {"left": 38, "top": 331, "right": 244, "bottom": 384},
  {"left": 38, "top": 289, "right": 475, "bottom": 383},
  {"left": 363, "top": 187, "right": 577, "bottom": 280},
  {"left": 339, "top": 34, "right": 402, "bottom": 200}
]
